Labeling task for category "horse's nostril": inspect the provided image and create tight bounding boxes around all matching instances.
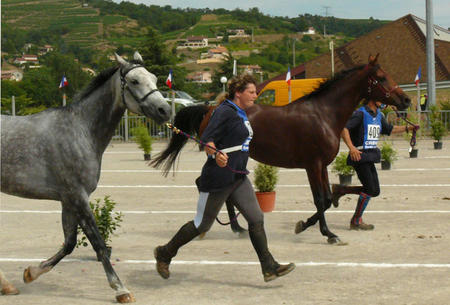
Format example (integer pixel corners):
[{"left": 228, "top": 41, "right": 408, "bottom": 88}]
[{"left": 158, "top": 107, "right": 168, "bottom": 116}]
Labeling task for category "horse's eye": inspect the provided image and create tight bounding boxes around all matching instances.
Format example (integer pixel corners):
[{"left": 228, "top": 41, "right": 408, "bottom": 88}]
[{"left": 131, "top": 79, "right": 139, "bottom": 85}]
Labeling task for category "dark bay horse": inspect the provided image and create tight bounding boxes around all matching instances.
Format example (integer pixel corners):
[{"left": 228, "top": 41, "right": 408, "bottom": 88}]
[
  {"left": 1, "top": 52, "right": 171, "bottom": 302},
  {"left": 152, "top": 55, "right": 410, "bottom": 245}
]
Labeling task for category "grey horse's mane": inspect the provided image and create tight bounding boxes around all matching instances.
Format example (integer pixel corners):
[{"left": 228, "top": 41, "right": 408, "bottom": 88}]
[
  {"left": 72, "top": 59, "right": 144, "bottom": 104},
  {"left": 73, "top": 66, "right": 119, "bottom": 104}
]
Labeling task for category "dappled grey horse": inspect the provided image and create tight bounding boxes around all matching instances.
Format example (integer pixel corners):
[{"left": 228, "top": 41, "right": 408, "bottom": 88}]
[{"left": 0, "top": 52, "right": 171, "bottom": 302}]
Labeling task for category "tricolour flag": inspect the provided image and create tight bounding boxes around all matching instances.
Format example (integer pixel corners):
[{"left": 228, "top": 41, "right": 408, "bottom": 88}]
[
  {"left": 286, "top": 67, "right": 291, "bottom": 86},
  {"left": 59, "top": 75, "right": 68, "bottom": 88},
  {"left": 166, "top": 69, "right": 173, "bottom": 89},
  {"left": 414, "top": 66, "right": 421, "bottom": 87}
]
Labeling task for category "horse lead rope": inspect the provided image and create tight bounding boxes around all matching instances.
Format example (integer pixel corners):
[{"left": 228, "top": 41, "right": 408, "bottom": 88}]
[
  {"left": 392, "top": 109, "right": 419, "bottom": 147},
  {"left": 166, "top": 123, "right": 249, "bottom": 175}
]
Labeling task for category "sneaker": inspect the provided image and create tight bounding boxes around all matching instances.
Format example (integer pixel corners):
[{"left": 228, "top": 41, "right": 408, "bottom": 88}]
[
  {"left": 350, "top": 222, "right": 374, "bottom": 230},
  {"left": 331, "top": 184, "right": 342, "bottom": 208},
  {"left": 263, "top": 263, "right": 296, "bottom": 282},
  {"left": 154, "top": 246, "right": 171, "bottom": 279}
]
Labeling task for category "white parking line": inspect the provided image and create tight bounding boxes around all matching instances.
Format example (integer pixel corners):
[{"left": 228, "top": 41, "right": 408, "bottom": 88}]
[{"left": 0, "top": 258, "right": 448, "bottom": 268}]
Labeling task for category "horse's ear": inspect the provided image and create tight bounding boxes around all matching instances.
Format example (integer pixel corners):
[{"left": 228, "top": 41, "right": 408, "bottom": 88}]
[
  {"left": 368, "top": 53, "right": 380, "bottom": 65},
  {"left": 133, "top": 51, "right": 144, "bottom": 63},
  {"left": 115, "top": 53, "right": 128, "bottom": 67}
]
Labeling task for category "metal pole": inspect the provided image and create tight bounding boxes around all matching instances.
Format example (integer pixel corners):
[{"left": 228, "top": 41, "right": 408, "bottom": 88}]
[
  {"left": 124, "top": 109, "right": 129, "bottom": 142},
  {"left": 426, "top": 0, "right": 436, "bottom": 107},
  {"left": 329, "top": 40, "right": 335, "bottom": 77},
  {"left": 63, "top": 93, "right": 66, "bottom": 106},
  {"left": 293, "top": 38, "right": 296, "bottom": 67},
  {"left": 171, "top": 90, "right": 175, "bottom": 123},
  {"left": 12, "top": 95, "right": 16, "bottom": 116},
  {"left": 417, "top": 84, "right": 421, "bottom": 134}
]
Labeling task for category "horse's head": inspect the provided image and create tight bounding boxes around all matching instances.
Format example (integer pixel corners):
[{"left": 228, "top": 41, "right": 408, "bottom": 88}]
[
  {"left": 115, "top": 52, "right": 171, "bottom": 124},
  {"left": 365, "top": 54, "right": 410, "bottom": 111}
]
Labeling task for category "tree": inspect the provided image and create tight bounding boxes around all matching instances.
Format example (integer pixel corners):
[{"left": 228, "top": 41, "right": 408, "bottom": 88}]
[{"left": 209, "top": 54, "right": 235, "bottom": 96}]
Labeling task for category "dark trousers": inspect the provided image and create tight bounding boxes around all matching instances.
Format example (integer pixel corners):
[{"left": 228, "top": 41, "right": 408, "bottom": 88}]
[{"left": 353, "top": 162, "right": 380, "bottom": 197}]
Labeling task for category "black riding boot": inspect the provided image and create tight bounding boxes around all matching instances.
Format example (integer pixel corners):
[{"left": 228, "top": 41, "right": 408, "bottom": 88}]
[
  {"left": 331, "top": 184, "right": 364, "bottom": 208},
  {"left": 248, "top": 222, "right": 295, "bottom": 282},
  {"left": 154, "top": 220, "right": 200, "bottom": 279}
]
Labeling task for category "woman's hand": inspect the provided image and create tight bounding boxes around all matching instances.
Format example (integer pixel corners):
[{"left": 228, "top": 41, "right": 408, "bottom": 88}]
[
  {"left": 349, "top": 147, "right": 362, "bottom": 161},
  {"left": 215, "top": 152, "right": 228, "bottom": 168},
  {"left": 205, "top": 142, "right": 228, "bottom": 167}
]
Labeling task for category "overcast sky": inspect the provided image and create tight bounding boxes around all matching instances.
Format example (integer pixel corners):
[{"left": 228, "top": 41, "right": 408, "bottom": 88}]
[{"left": 113, "top": 0, "right": 450, "bottom": 29}]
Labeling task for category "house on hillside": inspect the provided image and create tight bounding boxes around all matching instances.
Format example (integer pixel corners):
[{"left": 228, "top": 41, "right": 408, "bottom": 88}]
[
  {"left": 179, "top": 36, "right": 208, "bottom": 48},
  {"left": 38, "top": 44, "right": 54, "bottom": 55},
  {"left": 257, "top": 14, "right": 450, "bottom": 93},
  {"left": 186, "top": 71, "right": 212, "bottom": 83},
  {"left": 197, "top": 45, "right": 229, "bottom": 64},
  {"left": 227, "top": 28, "right": 250, "bottom": 40},
  {"left": 303, "top": 27, "right": 316, "bottom": 35},
  {"left": 14, "top": 54, "right": 39, "bottom": 66},
  {"left": 1, "top": 70, "right": 23, "bottom": 81}
]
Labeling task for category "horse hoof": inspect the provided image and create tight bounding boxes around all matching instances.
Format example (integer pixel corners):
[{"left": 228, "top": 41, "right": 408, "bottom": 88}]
[
  {"left": 294, "top": 221, "right": 305, "bottom": 234},
  {"left": 116, "top": 292, "right": 136, "bottom": 303},
  {"left": 1, "top": 284, "right": 19, "bottom": 295},
  {"left": 327, "top": 237, "right": 348, "bottom": 246},
  {"left": 23, "top": 267, "right": 34, "bottom": 283}
]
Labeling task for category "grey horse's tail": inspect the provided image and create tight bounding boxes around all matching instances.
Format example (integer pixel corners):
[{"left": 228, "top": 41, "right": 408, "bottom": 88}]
[{"left": 150, "top": 105, "right": 209, "bottom": 176}]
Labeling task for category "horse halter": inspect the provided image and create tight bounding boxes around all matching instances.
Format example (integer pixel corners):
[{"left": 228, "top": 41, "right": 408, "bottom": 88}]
[
  {"left": 367, "top": 70, "right": 398, "bottom": 98},
  {"left": 119, "top": 65, "right": 160, "bottom": 106}
]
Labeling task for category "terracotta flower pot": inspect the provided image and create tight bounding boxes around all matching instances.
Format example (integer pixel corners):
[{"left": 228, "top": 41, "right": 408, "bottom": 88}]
[{"left": 255, "top": 191, "right": 276, "bottom": 213}]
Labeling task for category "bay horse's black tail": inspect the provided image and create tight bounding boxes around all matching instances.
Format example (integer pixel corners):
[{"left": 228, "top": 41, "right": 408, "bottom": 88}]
[{"left": 150, "top": 105, "right": 210, "bottom": 176}]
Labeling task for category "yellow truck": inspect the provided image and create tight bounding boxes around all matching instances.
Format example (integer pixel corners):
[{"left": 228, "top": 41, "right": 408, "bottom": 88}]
[{"left": 255, "top": 78, "right": 325, "bottom": 106}]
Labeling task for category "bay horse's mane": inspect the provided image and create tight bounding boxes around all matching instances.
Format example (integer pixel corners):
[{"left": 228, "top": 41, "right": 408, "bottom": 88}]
[
  {"left": 73, "top": 59, "right": 144, "bottom": 104},
  {"left": 299, "top": 64, "right": 365, "bottom": 101}
]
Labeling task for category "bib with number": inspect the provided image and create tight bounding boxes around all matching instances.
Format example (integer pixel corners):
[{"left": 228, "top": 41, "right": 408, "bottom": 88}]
[{"left": 360, "top": 106, "right": 382, "bottom": 149}]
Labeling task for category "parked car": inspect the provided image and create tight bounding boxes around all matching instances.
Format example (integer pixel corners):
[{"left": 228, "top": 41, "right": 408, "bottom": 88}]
[{"left": 161, "top": 90, "right": 197, "bottom": 107}]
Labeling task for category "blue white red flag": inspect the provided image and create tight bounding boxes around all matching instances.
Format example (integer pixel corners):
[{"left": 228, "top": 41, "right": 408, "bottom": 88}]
[
  {"left": 286, "top": 67, "right": 291, "bottom": 86},
  {"left": 166, "top": 69, "right": 173, "bottom": 89},
  {"left": 414, "top": 66, "right": 421, "bottom": 87},
  {"left": 59, "top": 75, "right": 68, "bottom": 88}
]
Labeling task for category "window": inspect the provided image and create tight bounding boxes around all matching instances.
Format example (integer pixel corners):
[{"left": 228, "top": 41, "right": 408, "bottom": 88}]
[{"left": 255, "top": 90, "right": 275, "bottom": 106}]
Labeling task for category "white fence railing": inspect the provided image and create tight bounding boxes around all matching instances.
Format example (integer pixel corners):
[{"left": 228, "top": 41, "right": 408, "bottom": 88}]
[
  {"left": 114, "top": 110, "right": 450, "bottom": 142},
  {"left": 385, "top": 110, "right": 450, "bottom": 130}
]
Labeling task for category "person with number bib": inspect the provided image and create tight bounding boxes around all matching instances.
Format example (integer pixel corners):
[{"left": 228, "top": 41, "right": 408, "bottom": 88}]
[
  {"left": 331, "top": 99, "right": 415, "bottom": 230},
  {"left": 154, "top": 74, "right": 295, "bottom": 282}
]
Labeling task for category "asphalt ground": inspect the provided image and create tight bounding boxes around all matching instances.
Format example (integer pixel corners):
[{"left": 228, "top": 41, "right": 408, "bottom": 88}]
[{"left": 1, "top": 138, "right": 449, "bottom": 305}]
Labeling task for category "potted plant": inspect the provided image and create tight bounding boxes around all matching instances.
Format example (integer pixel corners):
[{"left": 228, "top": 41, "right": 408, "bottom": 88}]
[
  {"left": 77, "top": 196, "right": 124, "bottom": 261},
  {"left": 131, "top": 126, "right": 153, "bottom": 160},
  {"left": 429, "top": 106, "right": 446, "bottom": 149},
  {"left": 331, "top": 152, "right": 355, "bottom": 185},
  {"left": 253, "top": 163, "right": 279, "bottom": 213},
  {"left": 380, "top": 140, "right": 398, "bottom": 170}
]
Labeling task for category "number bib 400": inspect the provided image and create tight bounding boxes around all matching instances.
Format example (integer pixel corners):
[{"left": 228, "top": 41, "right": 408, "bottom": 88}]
[{"left": 360, "top": 107, "right": 382, "bottom": 150}]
